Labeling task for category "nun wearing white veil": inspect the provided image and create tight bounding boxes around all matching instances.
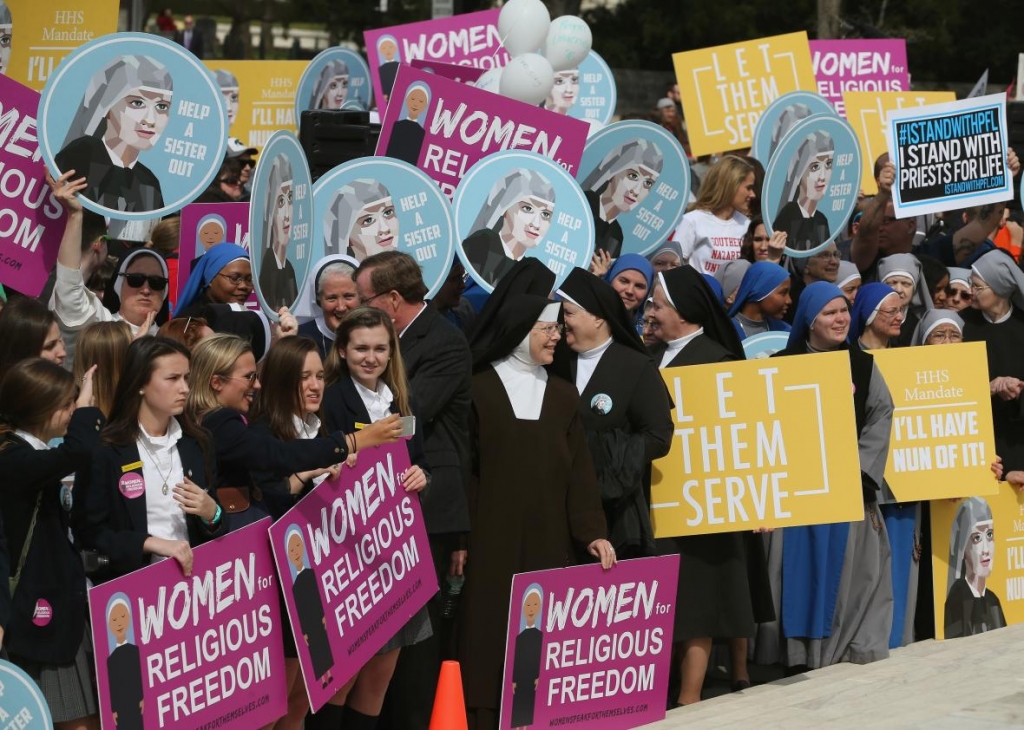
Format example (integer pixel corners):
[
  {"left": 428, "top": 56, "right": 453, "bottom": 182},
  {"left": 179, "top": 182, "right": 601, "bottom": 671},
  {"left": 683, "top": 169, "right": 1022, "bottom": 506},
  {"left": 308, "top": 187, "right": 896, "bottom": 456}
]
[
  {"left": 55, "top": 55, "right": 173, "bottom": 213},
  {"left": 258, "top": 155, "right": 299, "bottom": 310},
  {"left": 323, "top": 179, "right": 399, "bottom": 260},
  {"left": 944, "top": 497, "right": 1006, "bottom": 638},
  {"left": 580, "top": 139, "right": 664, "bottom": 259},
  {"left": 310, "top": 58, "right": 350, "bottom": 110},
  {"left": 772, "top": 130, "right": 834, "bottom": 252},
  {"left": 462, "top": 169, "right": 556, "bottom": 287}
]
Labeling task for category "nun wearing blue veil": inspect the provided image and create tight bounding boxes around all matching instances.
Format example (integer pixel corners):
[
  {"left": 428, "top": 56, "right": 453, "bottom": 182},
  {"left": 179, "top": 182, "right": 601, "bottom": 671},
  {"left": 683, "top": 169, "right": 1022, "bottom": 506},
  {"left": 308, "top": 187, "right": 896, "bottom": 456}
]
[
  {"left": 604, "top": 253, "right": 654, "bottom": 326},
  {"left": 727, "top": 261, "right": 792, "bottom": 340},
  {"left": 175, "top": 243, "right": 250, "bottom": 317},
  {"left": 769, "top": 282, "right": 895, "bottom": 669}
]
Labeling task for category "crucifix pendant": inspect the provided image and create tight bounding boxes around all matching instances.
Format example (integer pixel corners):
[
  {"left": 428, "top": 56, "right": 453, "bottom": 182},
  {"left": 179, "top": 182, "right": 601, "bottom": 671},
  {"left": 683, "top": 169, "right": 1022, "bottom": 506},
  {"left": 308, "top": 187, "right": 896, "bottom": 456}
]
[{"left": 161, "top": 483, "right": 169, "bottom": 496}]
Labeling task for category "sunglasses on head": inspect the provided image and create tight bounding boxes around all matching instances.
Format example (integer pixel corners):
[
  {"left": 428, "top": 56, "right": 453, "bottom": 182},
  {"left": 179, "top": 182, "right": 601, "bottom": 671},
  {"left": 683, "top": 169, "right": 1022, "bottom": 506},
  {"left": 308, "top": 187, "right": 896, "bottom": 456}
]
[{"left": 120, "top": 272, "right": 168, "bottom": 291}]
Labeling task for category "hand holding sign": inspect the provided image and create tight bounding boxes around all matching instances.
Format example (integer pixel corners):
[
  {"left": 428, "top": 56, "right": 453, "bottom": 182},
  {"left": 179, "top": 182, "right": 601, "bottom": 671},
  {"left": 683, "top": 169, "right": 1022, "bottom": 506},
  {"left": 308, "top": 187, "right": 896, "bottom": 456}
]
[{"left": 173, "top": 476, "right": 218, "bottom": 522}]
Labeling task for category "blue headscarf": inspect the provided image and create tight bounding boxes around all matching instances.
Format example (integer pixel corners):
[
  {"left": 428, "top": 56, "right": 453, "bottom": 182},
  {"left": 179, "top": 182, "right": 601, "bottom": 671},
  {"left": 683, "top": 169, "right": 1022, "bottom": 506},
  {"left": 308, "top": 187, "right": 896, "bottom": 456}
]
[
  {"left": 786, "top": 281, "right": 846, "bottom": 350},
  {"left": 728, "top": 262, "right": 790, "bottom": 317},
  {"left": 847, "top": 282, "right": 899, "bottom": 344},
  {"left": 605, "top": 254, "right": 654, "bottom": 298},
  {"left": 175, "top": 243, "right": 249, "bottom": 315},
  {"left": 701, "top": 273, "right": 723, "bottom": 303}
]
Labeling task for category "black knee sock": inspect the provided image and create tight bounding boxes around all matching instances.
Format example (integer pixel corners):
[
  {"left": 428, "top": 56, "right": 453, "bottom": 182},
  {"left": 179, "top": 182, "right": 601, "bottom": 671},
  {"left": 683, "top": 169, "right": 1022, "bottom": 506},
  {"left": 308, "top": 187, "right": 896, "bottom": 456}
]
[
  {"left": 342, "top": 706, "right": 379, "bottom": 730},
  {"left": 306, "top": 703, "right": 346, "bottom": 730}
]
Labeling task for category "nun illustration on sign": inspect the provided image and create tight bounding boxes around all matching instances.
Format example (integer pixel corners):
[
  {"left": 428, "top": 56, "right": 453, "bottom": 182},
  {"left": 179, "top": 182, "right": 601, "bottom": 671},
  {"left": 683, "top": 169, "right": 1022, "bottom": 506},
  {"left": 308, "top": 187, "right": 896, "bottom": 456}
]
[
  {"left": 258, "top": 154, "right": 298, "bottom": 310},
  {"left": 55, "top": 55, "right": 173, "bottom": 213},
  {"left": 581, "top": 139, "right": 664, "bottom": 259},
  {"left": 463, "top": 169, "right": 557, "bottom": 287},
  {"left": 543, "top": 69, "right": 579, "bottom": 115},
  {"left": 767, "top": 102, "right": 812, "bottom": 163},
  {"left": 323, "top": 179, "right": 400, "bottom": 260},
  {"left": 311, "top": 59, "right": 351, "bottom": 110},
  {"left": 772, "top": 130, "right": 834, "bottom": 252},
  {"left": 376, "top": 34, "right": 401, "bottom": 100},
  {"left": 384, "top": 82, "right": 431, "bottom": 166},
  {"left": 944, "top": 496, "right": 1007, "bottom": 639},
  {"left": 0, "top": 2, "right": 12, "bottom": 76},
  {"left": 214, "top": 69, "right": 240, "bottom": 126}
]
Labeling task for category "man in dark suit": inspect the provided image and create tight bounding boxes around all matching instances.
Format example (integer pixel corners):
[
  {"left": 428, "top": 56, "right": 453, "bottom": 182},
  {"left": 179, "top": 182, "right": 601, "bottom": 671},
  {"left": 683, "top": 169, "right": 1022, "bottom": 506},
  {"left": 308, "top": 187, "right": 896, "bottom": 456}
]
[
  {"left": 353, "top": 251, "right": 472, "bottom": 729},
  {"left": 174, "top": 15, "right": 205, "bottom": 59}
]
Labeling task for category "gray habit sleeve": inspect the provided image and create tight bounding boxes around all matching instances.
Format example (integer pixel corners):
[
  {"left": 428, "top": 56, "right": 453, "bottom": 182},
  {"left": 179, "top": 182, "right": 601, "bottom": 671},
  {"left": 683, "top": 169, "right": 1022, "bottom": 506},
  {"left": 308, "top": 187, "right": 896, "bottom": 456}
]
[{"left": 859, "top": 361, "right": 894, "bottom": 488}]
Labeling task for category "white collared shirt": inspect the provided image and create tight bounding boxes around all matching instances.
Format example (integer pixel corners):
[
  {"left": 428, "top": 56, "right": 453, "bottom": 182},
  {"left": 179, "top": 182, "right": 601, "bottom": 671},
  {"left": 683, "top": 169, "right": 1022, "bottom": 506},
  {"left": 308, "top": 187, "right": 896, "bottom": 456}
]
[
  {"left": 354, "top": 380, "right": 395, "bottom": 424},
  {"left": 659, "top": 327, "right": 704, "bottom": 369},
  {"left": 291, "top": 413, "right": 331, "bottom": 488},
  {"left": 399, "top": 303, "right": 428, "bottom": 337},
  {"left": 14, "top": 430, "right": 50, "bottom": 451},
  {"left": 575, "top": 337, "right": 613, "bottom": 394},
  {"left": 137, "top": 419, "right": 187, "bottom": 558}
]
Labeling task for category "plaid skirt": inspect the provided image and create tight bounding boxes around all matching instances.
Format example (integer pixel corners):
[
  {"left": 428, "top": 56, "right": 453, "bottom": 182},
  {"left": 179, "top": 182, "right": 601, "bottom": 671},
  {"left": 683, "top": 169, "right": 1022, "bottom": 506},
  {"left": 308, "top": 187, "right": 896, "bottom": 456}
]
[{"left": 14, "top": 631, "right": 98, "bottom": 723}]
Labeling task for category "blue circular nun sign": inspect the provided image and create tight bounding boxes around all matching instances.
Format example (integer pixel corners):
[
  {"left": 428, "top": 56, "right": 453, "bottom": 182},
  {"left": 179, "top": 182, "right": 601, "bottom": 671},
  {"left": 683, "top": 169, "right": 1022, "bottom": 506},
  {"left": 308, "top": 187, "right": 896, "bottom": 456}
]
[
  {"left": 742, "top": 332, "right": 791, "bottom": 360},
  {"left": 0, "top": 659, "right": 53, "bottom": 728},
  {"left": 541, "top": 50, "right": 617, "bottom": 128},
  {"left": 751, "top": 91, "right": 839, "bottom": 167},
  {"left": 249, "top": 131, "right": 314, "bottom": 319},
  {"left": 295, "top": 47, "right": 374, "bottom": 124},
  {"left": 38, "top": 33, "right": 227, "bottom": 220},
  {"left": 761, "top": 114, "right": 862, "bottom": 258},
  {"left": 453, "top": 150, "right": 594, "bottom": 294},
  {"left": 576, "top": 120, "right": 690, "bottom": 258},
  {"left": 311, "top": 156, "right": 455, "bottom": 298}
]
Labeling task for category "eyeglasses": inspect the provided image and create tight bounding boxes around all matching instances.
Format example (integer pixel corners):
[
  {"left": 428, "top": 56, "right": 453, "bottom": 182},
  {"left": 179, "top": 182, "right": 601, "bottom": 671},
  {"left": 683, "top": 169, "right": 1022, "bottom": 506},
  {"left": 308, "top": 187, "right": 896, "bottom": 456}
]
[
  {"left": 239, "top": 158, "right": 255, "bottom": 168},
  {"left": 218, "top": 272, "right": 254, "bottom": 286},
  {"left": 945, "top": 286, "right": 972, "bottom": 301},
  {"left": 223, "top": 372, "right": 258, "bottom": 385},
  {"left": 970, "top": 284, "right": 991, "bottom": 293},
  {"left": 814, "top": 251, "right": 842, "bottom": 261},
  {"left": 358, "top": 292, "right": 387, "bottom": 306},
  {"left": 927, "top": 330, "right": 964, "bottom": 343},
  {"left": 533, "top": 323, "right": 564, "bottom": 336},
  {"left": 120, "top": 273, "right": 168, "bottom": 291},
  {"left": 219, "top": 176, "right": 241, "bottom": 186},
  {"left": 875, "top": 307, "right": 903, "bottom": 320}
]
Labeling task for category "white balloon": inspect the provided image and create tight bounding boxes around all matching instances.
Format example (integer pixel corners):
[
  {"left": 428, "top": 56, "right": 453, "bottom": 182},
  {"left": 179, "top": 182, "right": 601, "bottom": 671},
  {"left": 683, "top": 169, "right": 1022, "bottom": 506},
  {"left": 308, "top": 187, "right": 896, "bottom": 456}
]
[
  {"left": 498, "top": 0, "right": 550, "bottom": 57},
  {"left": 473, "top": 66, "right": 504, "bottom": 95},
  {"left": 543, "top": 15, "right": 593, "bottom": 72},
  {"left": 499, "top": 53, "right": 554, "bottom": 106}
]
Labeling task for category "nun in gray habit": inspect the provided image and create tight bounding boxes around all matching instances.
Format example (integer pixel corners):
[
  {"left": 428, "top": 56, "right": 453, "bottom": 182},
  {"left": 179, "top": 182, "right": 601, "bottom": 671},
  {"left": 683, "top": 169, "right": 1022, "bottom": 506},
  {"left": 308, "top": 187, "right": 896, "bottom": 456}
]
[{"left": 763, "top": 282, "right": 895, "bottom": 669}]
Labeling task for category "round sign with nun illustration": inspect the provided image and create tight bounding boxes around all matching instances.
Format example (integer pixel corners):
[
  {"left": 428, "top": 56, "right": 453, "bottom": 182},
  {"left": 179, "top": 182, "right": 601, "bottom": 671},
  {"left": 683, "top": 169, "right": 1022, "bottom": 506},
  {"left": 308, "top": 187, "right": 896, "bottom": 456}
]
[
  {"left": 751, "top": 91, "right": 839, "bottom": 167},
  {"left": 742, "top": 331, "right": 791, "bottom": 360},
  {"left": 249, "top": 131, "right": 314, "bottom": 320},
  {"left": 295, "top": 47, "right": 374, "bottom": 124},
  {"left": 541, "top": 50, "right": 617, "bottom": 128},
  {"left": 761, "top": 114, "right": 862, "bottom": 258},
  {"left": 0, "top": 660, "right": 53, "bottom": 729},
  {"left": 310, "top": 156, "right": 455, "bottom": 299},
  {"left": 453, "top": 150, "right": 594, "bottom": 294},
  {"left": 38, "top": 33, "right": 227, "bottom": 220},
  {"left": 575, "top": 120, "right": 690, "bottom": 258}
]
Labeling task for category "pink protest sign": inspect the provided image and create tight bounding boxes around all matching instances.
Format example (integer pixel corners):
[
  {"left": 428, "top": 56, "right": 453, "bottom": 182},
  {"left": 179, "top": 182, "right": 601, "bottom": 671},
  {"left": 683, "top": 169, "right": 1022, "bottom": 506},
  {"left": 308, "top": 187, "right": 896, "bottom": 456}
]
[
  {"left": 269, "top": 442, "right": 438, "bottom": 713},
  {"left": 0, "top": 74, "right": 65, "bottom": 297},
  {"left": 176, "top": 202, "right": 259, "bottom": 314},
  {"left": 377, "top": 65, "right": 589, "bottom": 198},
  {"left": 500, "top": 556, "right": 680, "bottom": 730},
  {"left": 87, "top": 519, "right": 288, "bottom": 730},
  {"left": 810, "top": 39, "right": 910, "bottom": 117},
  {"left": 410, "top": 58, "right": 486, "bottom": 85},
  {"left": 364, "top": 10, "right": 509, "bottom": 105}
]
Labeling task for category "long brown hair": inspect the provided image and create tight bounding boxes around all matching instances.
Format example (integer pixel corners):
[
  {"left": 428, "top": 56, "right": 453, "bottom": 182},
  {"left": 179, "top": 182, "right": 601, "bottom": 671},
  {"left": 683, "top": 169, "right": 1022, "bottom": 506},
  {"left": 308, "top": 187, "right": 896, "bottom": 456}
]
[
  {"left": 327, "top": 307, "right": 413, "bottom": 417},
  {"left": 103, "top": 337, "right": 209, "bottom": 454},
  {"left": 74, "top": 321, "right": 132, "bottom": 418},
  {"left": 251, "top": 336, "right": 324, "bottom": 440},
  {"left": 0, "top": 358, "right": 75, "bottom": 443},
  {"left": 689, "top": 155, "right": 755, "bottom": 215},
  {"left": 0, "top": 297, "right": 58, "bottom": 381}
]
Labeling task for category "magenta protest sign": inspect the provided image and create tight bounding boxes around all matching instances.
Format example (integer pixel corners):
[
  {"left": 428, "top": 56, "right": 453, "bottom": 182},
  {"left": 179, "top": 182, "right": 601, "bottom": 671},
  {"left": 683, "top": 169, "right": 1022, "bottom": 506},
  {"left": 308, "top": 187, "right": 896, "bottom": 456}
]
[
  {"left": 377, "top": 65, "right": 589, "bottom": 198},
  {"left": 500, "top": 556, "right": 680, "bottom": 730},
  {"left": 0, "top": 74, "right": 65, "bottom": 297},
  {"left": 176, "top": 202, "right": 259, "bottom": 313},
  {"left": 269, "top": 442, "right": 438, "bottom": 712},
  {"left": 364, "top": 10, "right": 509, "bottom": 104},
  {"left": 811, "top": 39, "right": 909, "bottom": 117},
  {"left": 410, "top": 58, "right": 486, "bottom": 85},
  {"left": 87, "top": 519, "right": 288, "bottom": 730}
]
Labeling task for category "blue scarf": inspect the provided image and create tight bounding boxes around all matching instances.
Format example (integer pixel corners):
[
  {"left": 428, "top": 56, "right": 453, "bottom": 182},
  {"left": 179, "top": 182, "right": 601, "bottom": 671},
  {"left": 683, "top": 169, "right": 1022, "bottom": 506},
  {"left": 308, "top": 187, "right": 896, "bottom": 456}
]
[
  {"left": 175, "top": 243, "right": 249, "bottom": 315},
  {"left": 847, "top": 282, "right": 898, "bottom": 344}
]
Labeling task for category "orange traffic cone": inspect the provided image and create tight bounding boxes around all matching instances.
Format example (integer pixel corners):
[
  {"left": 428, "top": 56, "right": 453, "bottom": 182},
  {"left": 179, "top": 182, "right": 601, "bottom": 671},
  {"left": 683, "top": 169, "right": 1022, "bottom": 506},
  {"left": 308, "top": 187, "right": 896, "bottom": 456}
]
[{"left": 429, "top": 660, "right": 469, "bottom": 730}]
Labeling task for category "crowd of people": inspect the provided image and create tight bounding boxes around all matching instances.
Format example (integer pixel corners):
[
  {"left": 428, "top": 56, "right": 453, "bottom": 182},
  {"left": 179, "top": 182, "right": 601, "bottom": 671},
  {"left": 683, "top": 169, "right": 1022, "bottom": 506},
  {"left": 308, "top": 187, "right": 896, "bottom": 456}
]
[{"left": 0, "top": 55, "right": 1022, "bottom": 730}]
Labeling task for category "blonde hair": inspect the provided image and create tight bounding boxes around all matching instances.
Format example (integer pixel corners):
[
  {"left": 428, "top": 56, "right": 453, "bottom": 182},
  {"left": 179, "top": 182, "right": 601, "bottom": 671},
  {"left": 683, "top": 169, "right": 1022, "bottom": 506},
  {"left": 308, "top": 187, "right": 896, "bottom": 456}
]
[
  {"left": 326, "top": 307, "right": 413, "bottom": 417},
  {"left": 73, "top": 321, "right": 132, "bottom": 418},
  {"left": 689, "top": 155, "right": 755, "bottom": 215},
  {"left": 186, "top": 333, "right": 253, "bottom": 421}
]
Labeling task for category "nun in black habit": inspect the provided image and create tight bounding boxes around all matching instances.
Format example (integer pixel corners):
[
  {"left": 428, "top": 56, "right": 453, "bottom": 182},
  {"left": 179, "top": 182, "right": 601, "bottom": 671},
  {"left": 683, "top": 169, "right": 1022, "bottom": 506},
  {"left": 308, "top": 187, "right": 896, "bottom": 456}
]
[
  {"left": 468, "top": 258, "right": 556, "bottom": 361},
  {"left": 645, "top": 266, "right": 772, "bottom": 705},
  {"left": 458, "top": 294, "right": 614, "bottom": 730},
  {"left": 552, "top": 267, "right": 673, "bottom": 558}
]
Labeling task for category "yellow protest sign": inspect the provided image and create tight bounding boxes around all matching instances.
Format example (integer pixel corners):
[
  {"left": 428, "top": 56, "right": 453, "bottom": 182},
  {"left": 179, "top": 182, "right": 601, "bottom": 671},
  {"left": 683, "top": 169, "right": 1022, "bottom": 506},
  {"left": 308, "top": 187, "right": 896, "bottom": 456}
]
[
  {"left": 1, "top": 1, "right": 118, "bottom": 90},
  {"left": 672, "top": 32, "right": 817, "bottom": 157},
  {"left": 843, "top": 90, "right": 956, "bottom": 194},
  {"left": 871, "top": 343, "right": 997, "bottom": 502},
  {"left": 204, "top": 60, "right": 307, "bottom": 152},
  {"left": 931, "top": 483, "right": 1024, "bottom": 640},
  {"left": 651, "top": 351, "right": 863, "bottom": 537}
]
